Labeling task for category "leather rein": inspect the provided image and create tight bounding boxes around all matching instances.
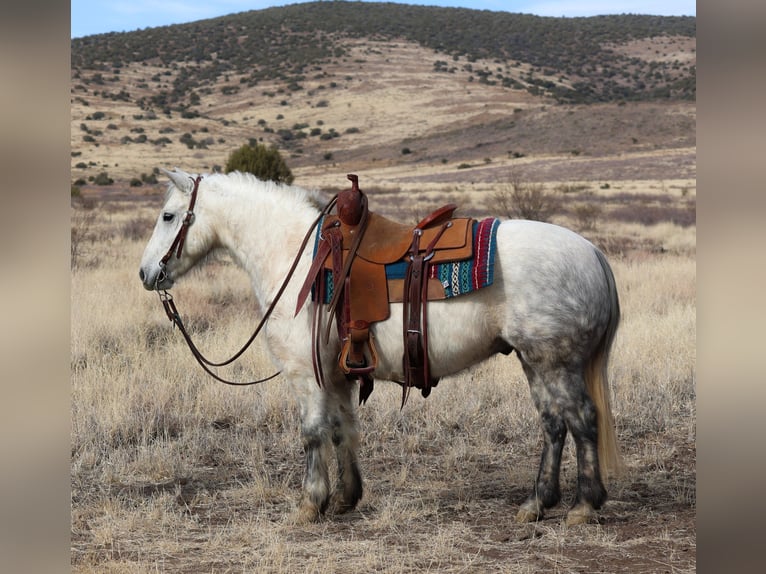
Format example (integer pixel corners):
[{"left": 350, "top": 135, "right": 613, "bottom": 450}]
[{"left": 156, "top": 174, "right": 337, "bottom": 386}]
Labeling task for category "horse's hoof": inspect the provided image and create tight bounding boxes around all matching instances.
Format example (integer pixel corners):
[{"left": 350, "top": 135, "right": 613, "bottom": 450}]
[
  {"left": 565, "top": 504, "right": 597, "bottom": 526},
  {"left": 292, "top": 502, "right": 322, "bottom": 524},
  {"left": 327, "top": 492, "right": 356, "bottom": 515},
  {"left": 516, "top": 501, "right": 543, "bottom": 523}
]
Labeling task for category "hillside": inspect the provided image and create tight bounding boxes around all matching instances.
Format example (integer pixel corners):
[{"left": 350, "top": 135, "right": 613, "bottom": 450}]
[
  {"left": 70, "top": 2, "right": 696, "bottom": 191},
  {"left": 71, "top": 2, "right": 695, "bottom": 105}
]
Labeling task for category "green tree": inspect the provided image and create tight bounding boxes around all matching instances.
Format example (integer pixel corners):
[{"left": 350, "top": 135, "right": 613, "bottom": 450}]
[{"left": 224, "top": 142, "right": 294, "bottom": 184}]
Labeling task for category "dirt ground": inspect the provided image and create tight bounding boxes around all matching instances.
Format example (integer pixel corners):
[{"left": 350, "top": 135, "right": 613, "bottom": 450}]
[{"left": 71, "top": 398, "right": 695, "bottom": 573}]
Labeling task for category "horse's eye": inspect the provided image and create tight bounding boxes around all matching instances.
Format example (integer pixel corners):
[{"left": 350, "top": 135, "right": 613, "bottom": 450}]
[{"left": 162, "top": 212, "right": 174, "bottom": 222}]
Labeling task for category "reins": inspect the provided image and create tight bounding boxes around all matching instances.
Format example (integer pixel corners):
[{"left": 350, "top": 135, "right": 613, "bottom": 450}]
[{"left": 157, "top": 173, "right": 337, "bottom": 386}]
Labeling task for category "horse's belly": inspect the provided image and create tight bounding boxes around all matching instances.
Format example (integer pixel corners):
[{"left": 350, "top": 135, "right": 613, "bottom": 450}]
[{"left": 371, "top": 288, "right": 502, "bottom": 381}]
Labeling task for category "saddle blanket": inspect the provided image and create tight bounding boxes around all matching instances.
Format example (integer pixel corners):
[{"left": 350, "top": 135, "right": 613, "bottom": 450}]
[{"left": 313, "top": 217, "right": 500, "bottom": 303}]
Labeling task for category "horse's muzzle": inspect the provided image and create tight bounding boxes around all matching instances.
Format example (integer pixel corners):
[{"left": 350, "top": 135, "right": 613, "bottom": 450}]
[{"left": 139, "top": 266, "right": 172, "bottom": 291}]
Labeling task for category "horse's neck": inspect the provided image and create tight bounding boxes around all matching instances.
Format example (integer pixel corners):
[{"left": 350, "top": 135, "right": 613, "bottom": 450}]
[{"left": 208, "top": 182, "right": 319, "bottom": 305}]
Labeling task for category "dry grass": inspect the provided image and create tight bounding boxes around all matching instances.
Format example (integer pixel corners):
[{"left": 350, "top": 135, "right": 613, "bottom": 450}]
[{"left": 71, "top": 183, "right": 695, "bottom": 572}]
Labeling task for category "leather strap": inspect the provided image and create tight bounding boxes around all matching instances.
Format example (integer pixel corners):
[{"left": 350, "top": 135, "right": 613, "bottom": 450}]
[
  {"left": 295, "top": 219, "right": 337, "bottom": 317},
  {"left": 160, "top": 174, "right": 203, "bottom": 267},
  {"left": 310, "top": 225, "right": 342, "bottom": 388},
  {"left": 400, "top": 220, "right": 452, "bottom": 406},
  {"left": 325, "top": 192, "right": 370, "bottom": 329}
]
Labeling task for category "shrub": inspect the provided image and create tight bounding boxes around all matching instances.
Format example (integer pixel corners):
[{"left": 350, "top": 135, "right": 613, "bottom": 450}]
[
  {"left": 493, "top": 173, "right": 558, "bottom": 222},
  {"left": 572, "top": 202, "right": 603, "bottom": 232},
  {"left": 93, "top": 172, "right": 113, "bottom": 186},
  {"left": 224, "top": 142, "right": 294, "bottom": 184},
  {"left": 555, "top": 183, "right": 591, "bottom": 194},
  {"left": 71, "top": 208, "right": 98, "bottom": 269},
  {"left": 319, "top": 133, "right": 333, "bottom": 141}
]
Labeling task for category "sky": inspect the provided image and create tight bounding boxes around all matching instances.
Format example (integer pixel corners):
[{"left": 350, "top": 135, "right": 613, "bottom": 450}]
[{"left": 71, "top": 0, "right": 696, "bottom": 39}]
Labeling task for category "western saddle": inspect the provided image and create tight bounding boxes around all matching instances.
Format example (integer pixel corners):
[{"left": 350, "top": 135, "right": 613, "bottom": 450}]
[{"left": 296, "top": 174, "right": 475, "bottom": 406}]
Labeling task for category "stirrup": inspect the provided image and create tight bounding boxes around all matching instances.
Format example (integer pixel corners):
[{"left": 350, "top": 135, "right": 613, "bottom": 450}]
[{"left": 339, "top": 333, "right": 378, "bottom": 375}]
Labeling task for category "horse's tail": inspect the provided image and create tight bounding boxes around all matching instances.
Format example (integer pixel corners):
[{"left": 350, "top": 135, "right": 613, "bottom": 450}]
[{"left": 586, "top": 248, "right": 624, "bottom": 481}]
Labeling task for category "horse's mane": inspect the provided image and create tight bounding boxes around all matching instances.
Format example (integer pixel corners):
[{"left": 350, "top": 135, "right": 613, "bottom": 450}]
[
  {"left": 164, "top": 169, "right": 327, "bottom": 212},
  {"left": 217, "top": 171, "right": 326, "bottom": 211}
]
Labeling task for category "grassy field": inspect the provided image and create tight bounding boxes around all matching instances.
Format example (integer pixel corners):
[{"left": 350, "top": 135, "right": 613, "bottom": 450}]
[{"left": 71, "top": 181, "right": 695, "bottom": 572}]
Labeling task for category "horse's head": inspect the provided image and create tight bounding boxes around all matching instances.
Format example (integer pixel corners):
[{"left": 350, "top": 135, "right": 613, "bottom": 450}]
[{"left": 138, "top": 168, "right": 215, "bottom": 291}]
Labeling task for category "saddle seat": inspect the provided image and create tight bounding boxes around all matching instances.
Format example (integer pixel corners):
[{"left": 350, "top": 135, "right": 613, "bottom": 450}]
[{"left": 338, "top": 207, "right": 472, "bottom": 265}]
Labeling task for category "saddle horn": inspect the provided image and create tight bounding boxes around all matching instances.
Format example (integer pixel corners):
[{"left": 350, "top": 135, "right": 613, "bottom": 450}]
[{"left": 337, "top": 173, "right": 365, "bottom": 226}]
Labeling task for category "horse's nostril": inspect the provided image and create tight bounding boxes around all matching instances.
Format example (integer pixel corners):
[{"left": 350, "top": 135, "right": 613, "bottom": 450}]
[{"left": 139, "top": 268, "right": 145, "bottom": 281}]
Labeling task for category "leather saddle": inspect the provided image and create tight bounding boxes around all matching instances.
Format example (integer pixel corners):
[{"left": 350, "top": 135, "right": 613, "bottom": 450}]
[{"left": 296, "top": 174, "right": 474, "bottom": 406}]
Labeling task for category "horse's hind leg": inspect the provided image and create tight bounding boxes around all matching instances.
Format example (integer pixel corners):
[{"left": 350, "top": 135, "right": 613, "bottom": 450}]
[
  {"left": 517, "top": 359, "right": 607, "bottom": 525},
  {"left": 516, "top": 360, "right": 567, "bottom": 522},
  {"left": 558, "top": 370, "right": 608, "bottom": 526},
  {"left": 326, "top": 381, "right": 363, "bottom": 515}
]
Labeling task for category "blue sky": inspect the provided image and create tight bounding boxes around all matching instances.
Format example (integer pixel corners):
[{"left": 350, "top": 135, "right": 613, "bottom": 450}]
[{"left": 71, "top": 1, "right": 696, "bottom": 38}]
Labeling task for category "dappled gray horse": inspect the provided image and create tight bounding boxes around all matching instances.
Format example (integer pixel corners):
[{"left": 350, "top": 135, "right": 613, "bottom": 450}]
[{"left": 139, "top": 168, "right": 621, "bottom": 526}]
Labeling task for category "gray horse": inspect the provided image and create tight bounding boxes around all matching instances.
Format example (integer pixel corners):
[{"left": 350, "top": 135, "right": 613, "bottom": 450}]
[{"left": 139, "top": 169, "right": 622, "bottom": 526}]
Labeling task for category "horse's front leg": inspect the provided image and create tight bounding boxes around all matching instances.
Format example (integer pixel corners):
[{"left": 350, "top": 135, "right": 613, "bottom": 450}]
[
  {"left": 292, "top": 379, "right": 333, "bottom": 524},
  {"left": 326, "top": 379, "right": 363, "bottom": 514}
]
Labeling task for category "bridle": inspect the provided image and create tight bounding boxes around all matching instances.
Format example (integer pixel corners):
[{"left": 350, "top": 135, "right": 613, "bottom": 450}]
[
  {"left": 156, "top": 174, "right": 202, "bottom": 288},
  {"left": 155, "top": 173, "right": 337, "bottom": 386}
]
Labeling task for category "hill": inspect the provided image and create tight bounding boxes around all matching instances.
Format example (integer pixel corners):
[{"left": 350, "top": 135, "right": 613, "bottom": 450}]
[
  {"left": 70, "top": 1, "right": 696, "bottom": 190},
  {"left": 72, "top": 2, "right": 695, "bottom": 105}
]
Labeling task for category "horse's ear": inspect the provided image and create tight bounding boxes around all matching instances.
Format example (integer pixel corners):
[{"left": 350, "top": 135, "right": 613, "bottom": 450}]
[{"left": 161, "top": 167, "right": 194, "bottom": 194}]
